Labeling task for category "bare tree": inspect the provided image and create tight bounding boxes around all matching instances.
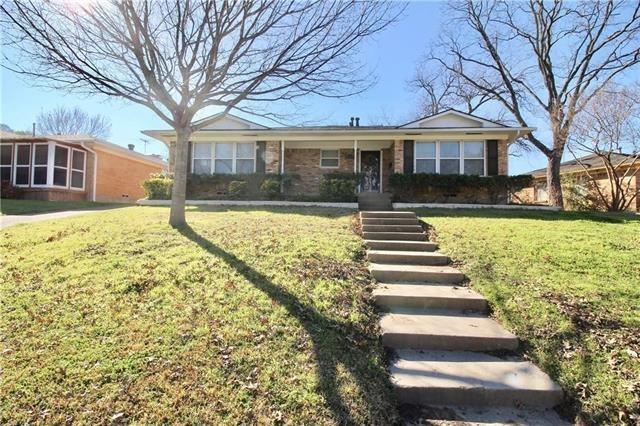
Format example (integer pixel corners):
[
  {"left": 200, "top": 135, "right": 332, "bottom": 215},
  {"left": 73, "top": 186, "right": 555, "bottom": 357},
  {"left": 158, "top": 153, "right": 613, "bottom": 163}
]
[
  {"left": 568, "top": 85, "right": 640, "bottom": 211},
  {"left": 421, "top": 0, "right": 640, "bottom": 207},
  {"left": 37, "top": 106, "right": 111, "bottom": 139},
  {"left": 1, "top": 0, "right": 401, "bottom": 226}
]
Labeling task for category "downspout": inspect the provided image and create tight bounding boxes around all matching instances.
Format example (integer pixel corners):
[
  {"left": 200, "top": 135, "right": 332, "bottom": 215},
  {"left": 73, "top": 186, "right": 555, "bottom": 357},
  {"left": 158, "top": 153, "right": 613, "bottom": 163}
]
[{"left": 80, "top": 141, "right": 98, "bottom": 202}]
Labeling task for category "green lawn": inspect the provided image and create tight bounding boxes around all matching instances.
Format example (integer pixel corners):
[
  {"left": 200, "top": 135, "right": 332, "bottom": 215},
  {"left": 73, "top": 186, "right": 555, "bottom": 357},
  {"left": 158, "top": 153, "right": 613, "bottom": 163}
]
[
  {"left": 0, "top": 198, "right": 120, "bottom": 215},
  {"left": 0, "top": 206, "right": 396, "bottom": 424},
  {"left": 415, "top": 209, "right": 640, "bottom": 425}
]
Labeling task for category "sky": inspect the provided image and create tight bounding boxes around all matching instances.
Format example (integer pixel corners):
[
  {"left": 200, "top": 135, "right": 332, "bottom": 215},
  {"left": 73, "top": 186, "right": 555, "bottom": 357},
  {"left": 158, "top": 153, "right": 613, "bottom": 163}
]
[{"left": 0, "top": 2, "right": 552, "bottom": 174}]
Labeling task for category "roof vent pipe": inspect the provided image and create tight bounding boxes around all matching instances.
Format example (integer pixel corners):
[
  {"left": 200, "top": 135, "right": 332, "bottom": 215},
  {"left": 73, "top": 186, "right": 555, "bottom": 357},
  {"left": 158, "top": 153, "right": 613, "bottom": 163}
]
[
  {"left": 349, "top": 117, "right": 354, "bottom": 127},
  {"left": 355, "top": 117, "right": 360, "bottom": 127},
  {"left": 128, "top": 144, "right": 135, "bottom": 151}
]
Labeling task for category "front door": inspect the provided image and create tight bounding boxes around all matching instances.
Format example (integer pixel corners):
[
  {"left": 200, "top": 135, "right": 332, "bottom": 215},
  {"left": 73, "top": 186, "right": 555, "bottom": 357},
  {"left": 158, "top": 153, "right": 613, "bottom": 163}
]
[{"left": 360, "top": 151, "right": 381, "bottom": 192}]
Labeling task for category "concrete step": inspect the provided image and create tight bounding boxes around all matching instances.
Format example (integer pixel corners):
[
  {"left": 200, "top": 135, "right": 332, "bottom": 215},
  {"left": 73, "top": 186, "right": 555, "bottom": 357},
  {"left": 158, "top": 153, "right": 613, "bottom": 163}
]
[
  {"left": 391, "top": 350, "right": 563, "bottom": 408},
  {"left": 367, "top": 250, "right": 449, "bottom": 265},
  {"left": 402, "top": 405, "right": 570, "bottom": 426},
  {"left": 360, "top": 211, "right": 416, "bottom": 219},
  {"left": 369, "top": 264, "right": 463, "bottom": 283},
  {"left": 365, "top": 240, "right": 437, "bottom": 252},
  {"left": 362, "top": 224, "right": 424, "bottom": 233},
  {"left": 373, "top": 283, "right": 487, "bottom": 311},
  {"left": 363, "top": 232, "right": 426, "bottom": 241},
  {"left": 380, "top": 311, "right": 519, "bottom": 351},
  {"left": 361, "top": 218, "right": 419, "bottom": 225}
]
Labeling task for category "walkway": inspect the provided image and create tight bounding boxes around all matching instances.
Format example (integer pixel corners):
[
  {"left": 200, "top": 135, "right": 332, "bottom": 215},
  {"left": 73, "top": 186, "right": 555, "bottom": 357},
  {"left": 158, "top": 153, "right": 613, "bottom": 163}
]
[
  {"left": 1, "top": 209, "right": 122, "bottom": 229},
  {"left": 360, "top": 210, "right": 567, "bottom": 424}
]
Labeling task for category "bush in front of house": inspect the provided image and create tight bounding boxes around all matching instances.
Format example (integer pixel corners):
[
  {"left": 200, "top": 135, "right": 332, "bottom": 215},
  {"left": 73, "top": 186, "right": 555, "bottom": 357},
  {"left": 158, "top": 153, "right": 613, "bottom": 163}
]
[
  {"left": 227, "top": 181, "right": 248, "bottom": 199},
  {"left": 142, "top": 173, "right": 173, "bottom": 200},
  {"left": 260, "top": 179, "right": 281, "bottom": 199},
  {"left": 319, "top": 172, "right": 360, "bottom": 202},
  {"left": 389, "top": 173, "right": 533, "bottom": 204},
  {"left": 187, "top": 173, "right": 297, "bottom": 199}
]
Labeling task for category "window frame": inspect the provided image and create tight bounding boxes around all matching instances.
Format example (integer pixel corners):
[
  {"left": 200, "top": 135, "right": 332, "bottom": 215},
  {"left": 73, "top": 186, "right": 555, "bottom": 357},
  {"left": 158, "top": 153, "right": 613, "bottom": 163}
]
[
  {"left": 70, "top": 148, "right": 86, "bottom": 191},
  {"left": 13, "top": 143, "right": 31, "bottom": 187},
  {"left": 191, "top": 142, "right": 256, "bottom": 175},
  {"left": 31, "top": 143, "right": 51, "bottom": 187},
  {"left": 0, "top": 143, "right": 13, "bottom": 183},
  {"left": 414, "top": 140, "right": 486, "bottom": 176},
  {"left": 51, "top": 144, "right": 70, "bottom": 189},
  {"left": 319, "top": 149, "right": 340, "bottom": 168},
  {"left": 414, "top": 141, "right": 437, "bottom": 174}
]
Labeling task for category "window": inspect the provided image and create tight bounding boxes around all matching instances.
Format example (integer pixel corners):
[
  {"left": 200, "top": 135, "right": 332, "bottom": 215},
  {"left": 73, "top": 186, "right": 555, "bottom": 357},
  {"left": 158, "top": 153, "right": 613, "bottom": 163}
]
[
  {"left": 440, "top": 142, "right": 460, "bottom": 175},
  {"left": 191, "top": 142, "right": 256, "bottom": 175},
  {"left": 463, "top": 141, "right": 485, "bottom": 175},
  {"left": 32, "top": 144, "right": 49, "bottom": 185},
  {"left": 415, "top": 142, "right": 436, "bottom": 173},
  {"left": 414, "top": 141, "right": 486, "bottom": 176},
  {"left": 215, "top": 143, "right": 233, "bottom": 174},
  {"left": 53, "top": 145, "right": 69, "bottom": 187},
  {"left": 14, "top": 144, "right": 30, "bottom": 186},
  {"left": 71, "top": 149, "right": 86, "bottom": 189},
  {"left": 0, "top": 145, "right": 12, "bottom": 182},
  {"left": 193, "top": 143, "right": 212, "bottom": 174},
  {"left": 320, "top": 149, "right": 339, "bottom": 168},
  {"left": 236, "top": 143, "right": 255, "bottom": 174}
]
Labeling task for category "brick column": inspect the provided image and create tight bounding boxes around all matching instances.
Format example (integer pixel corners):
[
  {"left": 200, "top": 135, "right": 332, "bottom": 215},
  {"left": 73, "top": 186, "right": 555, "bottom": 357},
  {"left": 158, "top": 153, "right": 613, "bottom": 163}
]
[
  {"left": 498, "top": 140, "right": 508, "bottom": 175},
  {"left": 393, "top": 140, "right": 404, "bottom": 173},
  {"left": 265, "top": 141, "right": 280, "bottom": 173}
]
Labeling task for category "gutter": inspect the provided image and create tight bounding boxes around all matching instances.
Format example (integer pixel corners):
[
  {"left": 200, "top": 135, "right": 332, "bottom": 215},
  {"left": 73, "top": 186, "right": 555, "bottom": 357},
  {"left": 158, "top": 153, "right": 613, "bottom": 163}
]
[{"left": 80, "top": 141, "right": 98, "bottom": 202}]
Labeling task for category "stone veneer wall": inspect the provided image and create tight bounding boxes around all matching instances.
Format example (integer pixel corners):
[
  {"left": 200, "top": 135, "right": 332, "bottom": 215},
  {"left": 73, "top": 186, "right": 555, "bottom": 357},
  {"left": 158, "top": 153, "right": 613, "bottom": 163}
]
[
  {"left": 393, "top": 140, "right": 404, "bottom": 173},
  {"left": 264, "top": 141, "right": 281, "bottom": 173}
]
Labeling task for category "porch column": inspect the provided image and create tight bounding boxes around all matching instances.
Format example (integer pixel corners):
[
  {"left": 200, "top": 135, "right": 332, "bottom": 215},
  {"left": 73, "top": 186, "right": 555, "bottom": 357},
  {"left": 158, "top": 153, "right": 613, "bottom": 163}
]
[
  {"left": 353, "top": 140, "right": 358, "bottom": 172},
  {"left": 280, "top": 140, "right": 285, "bottom": 174}
]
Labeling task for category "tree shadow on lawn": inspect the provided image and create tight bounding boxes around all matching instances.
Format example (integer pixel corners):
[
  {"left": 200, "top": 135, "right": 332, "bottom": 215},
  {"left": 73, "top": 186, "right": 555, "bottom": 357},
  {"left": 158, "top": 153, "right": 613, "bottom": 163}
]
[
  {"left": 176, "top": 224, "right": 396, "bottom": 424},
  {"left": 409, "top": 208, "right": 639, "bottom": 224}
]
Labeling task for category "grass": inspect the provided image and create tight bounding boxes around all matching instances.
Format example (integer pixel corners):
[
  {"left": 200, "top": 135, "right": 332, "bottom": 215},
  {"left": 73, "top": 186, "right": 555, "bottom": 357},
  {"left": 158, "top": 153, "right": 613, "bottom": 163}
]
[
  {"left": 0, "top": 199, "right": 120, "bottom": 215},
  {"left": 0, "top": 206, "right": 397, "bottom": 424},
  {"left": 415, "top": 208, "right": 640, "bottom": 425}
]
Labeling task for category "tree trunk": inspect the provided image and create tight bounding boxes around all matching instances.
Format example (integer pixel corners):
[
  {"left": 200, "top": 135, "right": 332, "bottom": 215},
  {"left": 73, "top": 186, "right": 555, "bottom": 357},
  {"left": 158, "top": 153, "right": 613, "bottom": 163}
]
[
  {"left": 546, "top": 151, "right": 564, "bottom": 208},
  {"left": 168, "top": 141, "right": 176, "bottom": 173},
  {"left": 169, "top": 127, "right": 190, "bottom": 227}
]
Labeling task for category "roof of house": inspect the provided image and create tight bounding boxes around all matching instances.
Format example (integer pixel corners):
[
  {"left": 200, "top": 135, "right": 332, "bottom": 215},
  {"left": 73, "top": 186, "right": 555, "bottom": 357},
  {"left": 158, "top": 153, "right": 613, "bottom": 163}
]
[
  {"left": 143, "top": 110, "right": 534, "bottom": 144},
  {"left": 527, "top": 153, "right": 639, "bottom": 178},
  {"left": 0, "top": 133, "right": 166, "bottom": 167}
]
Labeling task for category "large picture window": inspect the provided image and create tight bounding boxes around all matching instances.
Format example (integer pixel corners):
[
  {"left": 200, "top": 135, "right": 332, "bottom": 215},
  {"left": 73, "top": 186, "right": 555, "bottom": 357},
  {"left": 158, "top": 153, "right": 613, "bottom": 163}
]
[
  {"left": 320, "top": 149, "right": 340, "bottom": 168},
  {"left": 14, "top": 144, "right": 31, "bottom": 186},
  {"left": 1, "top": 144, "right": 12, "bottom": 182},
  {"left": 53, "top": 145, "right": 69, "bottom": 187},
  {"left": 191, "top": 142, "right": 255, "bottom": 174},
  {"left": 415, "top": 141, "right": 485, "bottom": 176}
]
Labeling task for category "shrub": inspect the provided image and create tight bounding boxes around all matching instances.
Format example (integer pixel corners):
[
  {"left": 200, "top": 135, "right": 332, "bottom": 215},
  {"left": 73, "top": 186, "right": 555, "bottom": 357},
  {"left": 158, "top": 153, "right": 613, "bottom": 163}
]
[
  {"left": 388, "top": 173, "right": 533, "bottom": 203},
  {"left": 142, "top": 174, "right": 173, "bottom": 200},
  {"left": 228, "top": 181, "right": 248, "bottom": 199},
  {"left": 319, "top": 172, "right": 360, "bottom": 201},
  {"left": 1, "top": 181, "right": 22, "bottom": 199},
  {"left": 260, "top": 179, "right": 281, "bottom": 199},
  {"left": 187, "top": 173, "right": 297, "bottom": 199}
]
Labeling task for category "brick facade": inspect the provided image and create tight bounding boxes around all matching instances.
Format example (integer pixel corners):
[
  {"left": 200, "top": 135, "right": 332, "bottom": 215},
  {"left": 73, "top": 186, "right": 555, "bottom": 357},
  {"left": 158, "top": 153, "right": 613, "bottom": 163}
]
[
  {"left": 497, "top": 140, "right": 508, "bottom": 175},
  {"left": 94, "top": 149, "right": 162, "bottom": 203},
  {"left": 393, "top": 140, "right": 404, "bottom": 173},
  {"left": 284, "top": 148, "right": 355, "bottom": 194},
  {"left": 265, "top": 140, "right": 280, "bottom": 173}
]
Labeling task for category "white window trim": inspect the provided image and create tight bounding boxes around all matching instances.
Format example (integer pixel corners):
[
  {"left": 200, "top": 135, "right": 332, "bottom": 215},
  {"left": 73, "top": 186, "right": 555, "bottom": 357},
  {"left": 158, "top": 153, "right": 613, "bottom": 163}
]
[
  {"left": 14, "top": 143, "right": 32, "bottom": 187},
  {"left": 51, "top": 144, "right": 71, "bottom": 189},
  {"left": 70, "top": 148, "right": 86, "bottom": 191},
  {"left": 31, "top": 142, "right": 51, "bottom": 187},
  {"left": 414, "top": 140, "right": 486, "bottom": 176},
  {"left": 191, "top": 142, "right": 256, "bottom": 175},
  {"left": 320, "top": 149, "right": 340, "bottom": 168},
  {"left": 1, "top": 143, "right": 13, "bottom": 183}
]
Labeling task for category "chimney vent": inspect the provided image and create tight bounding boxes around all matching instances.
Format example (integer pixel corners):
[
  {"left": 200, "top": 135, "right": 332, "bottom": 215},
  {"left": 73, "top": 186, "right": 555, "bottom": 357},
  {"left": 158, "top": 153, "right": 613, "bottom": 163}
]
[
  {"left": 349, "top": 117, "right": 354, "bottom": 127},
  {"left": 355, "top": 117, "right": 360, "bottom": 127},
  {"left": 127, "top": 144, "right": 135, "bottom": 151}
]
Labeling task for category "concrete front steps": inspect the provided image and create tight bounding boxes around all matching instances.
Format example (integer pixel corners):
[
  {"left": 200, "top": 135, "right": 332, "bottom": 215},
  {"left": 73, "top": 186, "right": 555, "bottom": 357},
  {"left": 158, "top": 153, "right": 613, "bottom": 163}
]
[{"left": 359, "top": 210, "right": 564, "bottom": 415}]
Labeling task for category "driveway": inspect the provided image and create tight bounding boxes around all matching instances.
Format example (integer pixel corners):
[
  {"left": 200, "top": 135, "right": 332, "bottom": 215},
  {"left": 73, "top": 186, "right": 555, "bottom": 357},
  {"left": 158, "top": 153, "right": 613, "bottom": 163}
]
[{"left": 1, "top": 209, "right": 122, "bottom": 229}]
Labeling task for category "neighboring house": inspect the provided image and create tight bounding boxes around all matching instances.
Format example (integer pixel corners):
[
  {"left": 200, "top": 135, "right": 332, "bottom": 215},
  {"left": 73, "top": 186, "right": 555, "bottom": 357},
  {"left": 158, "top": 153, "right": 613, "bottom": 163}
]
[
  {"left": 518, "top": 153, "right": 640, "bottom": 211},
  {"left": 0, "top": 134, "right": 166, "bottom": 203},
  {"left": 143, "top": 110, "right": 531, "bottom": 196}
]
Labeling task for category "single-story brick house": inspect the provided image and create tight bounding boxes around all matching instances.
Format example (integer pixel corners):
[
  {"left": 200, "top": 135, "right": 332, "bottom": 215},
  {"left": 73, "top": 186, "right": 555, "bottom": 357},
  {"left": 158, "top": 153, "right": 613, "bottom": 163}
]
[
  {"left": 0, "top": 132, "right": 166, "bottom": 203},
  {"left": 518, "top": 152, "right": 640, "bottom": 211},
  {"left": 143, "top": 110, "right": 532, "bottom": 196}
]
